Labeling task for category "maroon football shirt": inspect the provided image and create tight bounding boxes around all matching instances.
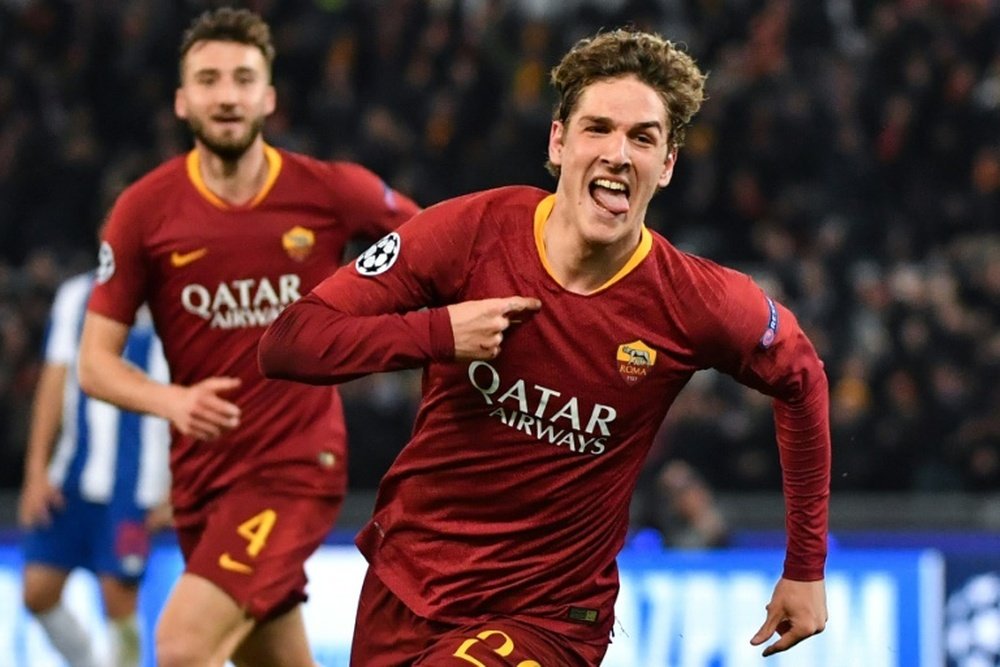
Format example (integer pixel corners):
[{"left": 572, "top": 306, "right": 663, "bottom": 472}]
[
  {"left": 88, "top": 146, "right": 418, "bottom": 519},
  {"left": 261, "top": 185, "right": 830, "bottom": 641}
]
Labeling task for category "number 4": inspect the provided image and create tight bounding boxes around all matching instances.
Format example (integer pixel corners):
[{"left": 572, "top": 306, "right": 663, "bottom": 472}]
[{"left": 236, "top": 509, "right": 276, "bottom": 557}]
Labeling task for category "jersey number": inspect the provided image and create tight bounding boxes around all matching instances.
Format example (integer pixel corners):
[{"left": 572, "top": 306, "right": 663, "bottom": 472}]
[
  {"left": 453, "top": 629, "right": 542, "bottom": 667},
  {"left": 236, "top": 509, "right": 277, "bottom": 557}
]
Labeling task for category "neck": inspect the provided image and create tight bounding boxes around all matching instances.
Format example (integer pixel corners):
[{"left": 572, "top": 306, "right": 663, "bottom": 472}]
[
  {"left": 195, "top": 137, "right": 269, "bottom": 206},
  {"left": 543, "top": 205, "right": 641, "bottom": 295}
]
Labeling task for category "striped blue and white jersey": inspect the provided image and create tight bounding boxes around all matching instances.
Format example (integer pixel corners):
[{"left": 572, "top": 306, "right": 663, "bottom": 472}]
[{"left": 44, "top": 271, "right": 170, "bottom": 510}]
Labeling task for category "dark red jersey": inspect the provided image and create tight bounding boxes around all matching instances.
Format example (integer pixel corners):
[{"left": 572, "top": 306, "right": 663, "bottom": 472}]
[
  {"left": 89, "top": 146, "right": 418, "bottom": 518},
  {"left": 260, "top": 185, "right": 830, "bottom": 641}
]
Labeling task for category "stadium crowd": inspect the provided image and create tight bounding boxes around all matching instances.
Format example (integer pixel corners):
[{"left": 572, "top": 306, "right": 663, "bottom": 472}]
[{"left": 0, "top": 0, "right": 997, "bottom": 495}]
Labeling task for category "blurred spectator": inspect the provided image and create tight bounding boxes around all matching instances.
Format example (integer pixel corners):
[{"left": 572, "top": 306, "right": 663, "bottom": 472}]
[
  {"left": 654, "top": 460, "right": 730, "bottom": 550},
  {"left": 1, "top": 0, "right": 998, "bottom": 494}
]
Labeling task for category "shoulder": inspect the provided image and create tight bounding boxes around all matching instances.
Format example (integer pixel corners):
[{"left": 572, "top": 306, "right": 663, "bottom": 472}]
[
  {"left": 649, "top": 233, "right": 754, "bottom": 307},
  {"left": 47, "top": 272, "right": 93, "bottom": 353},
  {"left": 53, "top": 272, "right": 94, "bottom": 311},
  {"left": 278, "top": 150, "right": 372, "bottom": 185},
  {"left": 422, "top": 185, "right": 548, "bottom": 223},
  {"left": 276, "top": 148, "right": 327, "bottom": 174},
  {"left": 114, "top": 155, "right": 187, "bottom": 213},
  {"left": 647, "top": 234, "right": 770, "bottom": 353},
  {"left": 59, "top": 271, "right": 95, "bottom": 294},
  {"left": 275, "top": 150, "right": 387, "bottom": 201},
  {"left": 477, "top": 184, "right": 549, "bottom": 207}
]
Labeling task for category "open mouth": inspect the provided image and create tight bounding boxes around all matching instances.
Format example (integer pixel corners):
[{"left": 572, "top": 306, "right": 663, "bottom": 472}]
[{"left": 589, "top": 178, "right": 630, "bottom": 215}]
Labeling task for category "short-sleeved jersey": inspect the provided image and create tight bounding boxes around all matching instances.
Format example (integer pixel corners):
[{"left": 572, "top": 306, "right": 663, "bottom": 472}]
[
  {"left": 261, "top": 186, "right": 830, "bottom": 642},
  {"left": 45, "top": 272, "right": 170, "bottom": 511},
  {"left": 88, "top": 146, "right": 418, "bottom": 518}
]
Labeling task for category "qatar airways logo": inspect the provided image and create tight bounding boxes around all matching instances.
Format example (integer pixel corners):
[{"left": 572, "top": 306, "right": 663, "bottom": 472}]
[
  {"left": 468, "top": 361, "right": 616, "bottom": 455},
  {"left": 181, "top": 274, "right": 301, "bottom": 329}
]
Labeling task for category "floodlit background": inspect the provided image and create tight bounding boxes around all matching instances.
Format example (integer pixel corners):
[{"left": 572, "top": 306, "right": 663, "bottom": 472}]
[{"left": 0, "top": 1, "right": 997, "bottom": 666}]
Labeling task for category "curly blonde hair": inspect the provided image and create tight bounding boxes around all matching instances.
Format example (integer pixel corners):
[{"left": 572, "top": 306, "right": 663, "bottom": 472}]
[{"left": 546, "top": 29, "right": 707, "bottom": 177}]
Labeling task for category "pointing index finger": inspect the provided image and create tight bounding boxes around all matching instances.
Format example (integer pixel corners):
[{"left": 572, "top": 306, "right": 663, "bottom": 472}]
[{"left": 504, "top": 297, "right": 542, "bottom": 314}]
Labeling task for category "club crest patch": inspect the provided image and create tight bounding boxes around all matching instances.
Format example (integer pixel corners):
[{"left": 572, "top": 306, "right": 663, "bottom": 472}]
[
  {"left": 617, "top": 339, "right": 656, "bottom": 384},
  {"left": 282, "top": 226, "right": 315, "bottom": 262},
  {"left": 356, "top": 232, "right": 401, "bottom": 276}
]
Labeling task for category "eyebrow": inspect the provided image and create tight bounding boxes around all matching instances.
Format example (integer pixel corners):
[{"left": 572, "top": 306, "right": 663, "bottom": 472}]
[
  {"left": 579, "top": 115, "right": 665, "bottom": 133},
  {"left": 192, "top": 65, "right": 259, "bottom": 78}
]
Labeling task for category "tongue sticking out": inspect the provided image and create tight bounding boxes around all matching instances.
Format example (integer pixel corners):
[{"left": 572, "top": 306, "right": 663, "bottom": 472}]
[{"left": 592, "top": 186, "right": 630, "bottom": 215}]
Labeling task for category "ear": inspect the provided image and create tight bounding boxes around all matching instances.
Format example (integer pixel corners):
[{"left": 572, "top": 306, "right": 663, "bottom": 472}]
[
  {"left": 174, "top": 87, "right": 187, "bottom": 120},
  {"left": 264, "top": 84, "right": 277, "bottom": 116},
  {"left": 547, "top": 120, "right": 565, "bottom": 168},
  {"left": 658, "top": 148, "right": 678, "bottom": 188}
]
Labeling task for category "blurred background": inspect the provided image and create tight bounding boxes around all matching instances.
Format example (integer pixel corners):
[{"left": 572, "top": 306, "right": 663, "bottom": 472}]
[
  {"left": 0, "top": 0, "right": 998, "bottom": 664},
  {"left": 2, "top": 0, "right": 997, "bottom": 521}
]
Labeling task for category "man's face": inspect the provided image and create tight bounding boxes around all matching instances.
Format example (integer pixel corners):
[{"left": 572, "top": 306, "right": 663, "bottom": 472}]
[
  {"left": 175, "top": 40, "right": 275, "bottom": 161},
  {"left": 548, "top": 75, "right": 676, "bottom": 246}
]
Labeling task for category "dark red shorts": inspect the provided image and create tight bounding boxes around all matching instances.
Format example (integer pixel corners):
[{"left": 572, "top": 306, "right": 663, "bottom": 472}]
[
  {"left": 176, "top": 484, "right": 341, "bottom": 622},
  {"left": 351, "top": 568, "right": 608, "bottom": 666}
]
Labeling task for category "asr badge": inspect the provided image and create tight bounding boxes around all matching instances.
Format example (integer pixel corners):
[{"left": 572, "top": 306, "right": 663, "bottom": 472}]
[
  {"left": 282, "top": 226, "right": 315, "bottom": 262},
  {"left": 617, "top": 339, "right": 656, "bottom": 385}
]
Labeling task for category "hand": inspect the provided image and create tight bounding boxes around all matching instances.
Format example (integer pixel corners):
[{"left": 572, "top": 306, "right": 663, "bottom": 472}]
[
  {"left": 447, "top": 297, "right": 541, "bottom": 361},
  {"left": 165, "top": 377, "right": 242, "bottom": 441},
  {"left": 17, "top": 474, "right": 64, "bottom": 528},
  {"left": 145, "top": 500, "right": 174, "bottom": 532},
  {"left": 750, "top": 578, "right": 827, "bottom": 657}
]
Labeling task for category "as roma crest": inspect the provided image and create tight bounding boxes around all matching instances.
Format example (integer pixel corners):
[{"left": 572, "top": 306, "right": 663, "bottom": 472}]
[
  {"left": 616, "top": 340, "right": 656, "bottom": 385},
  {"left": 282, "top": 226, "right": 315, "bottom": 262}
]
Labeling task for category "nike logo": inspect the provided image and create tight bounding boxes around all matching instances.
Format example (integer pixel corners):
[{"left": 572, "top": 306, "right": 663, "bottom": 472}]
[
  {"left": 218, "top": 552, "right": 253, "bottom": 574},
  {"left": 170, "top": 248, "right": 208, "bottom": 267}
]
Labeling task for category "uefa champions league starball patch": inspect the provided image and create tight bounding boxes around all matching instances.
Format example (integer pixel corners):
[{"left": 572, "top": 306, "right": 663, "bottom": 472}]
[
  {"left": 355, "top": 232, "right": 401, "bottom": 276},
  {"left": 96, "top": 241, "right": 116, "bottom": 284},
  {"left": 947, "top": 572, "right": 1000, "bottom": 666}
]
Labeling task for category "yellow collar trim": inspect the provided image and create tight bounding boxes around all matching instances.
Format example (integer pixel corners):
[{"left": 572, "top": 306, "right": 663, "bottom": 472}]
[
  {"left": 186, "top": 144, "right": 282, "bottom": 209},
  {"left": 532, "top": 194, "right": 652, "bottom": 294}
]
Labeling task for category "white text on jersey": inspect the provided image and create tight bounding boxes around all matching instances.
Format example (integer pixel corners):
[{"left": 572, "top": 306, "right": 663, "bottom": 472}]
[
  {"left": 181, "top": 274, "right": 302, "bottom": 329},
  {"left": 468, "top": 361, "right": 616, "bottom": 455}
]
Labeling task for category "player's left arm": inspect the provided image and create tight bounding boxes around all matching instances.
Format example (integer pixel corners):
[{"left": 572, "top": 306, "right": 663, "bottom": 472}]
[{"left": 697, "top": 269, "right": 830, "bottom": 655}]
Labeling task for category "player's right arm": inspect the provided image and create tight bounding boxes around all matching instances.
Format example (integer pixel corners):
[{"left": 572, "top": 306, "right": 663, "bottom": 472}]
[
  {"left": 82, "top": 182, "right": 241, "bottom": 441},
  {"left": 260, "top": 191, "right": 540, "bottom": 383},
  {"left": 78, "top": 313, "right": 241, "bottom": 441}
]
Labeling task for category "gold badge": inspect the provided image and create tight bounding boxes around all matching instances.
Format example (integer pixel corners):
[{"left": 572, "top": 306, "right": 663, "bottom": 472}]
[
  {"left": 617, "top": 340, "right": 656, "bottom": 385},
  {"left": 282, "top": 226, "right": 315, "bottom": 261}
]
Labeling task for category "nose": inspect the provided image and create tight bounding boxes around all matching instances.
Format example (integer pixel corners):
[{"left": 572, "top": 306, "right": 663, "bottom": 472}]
[
  {"left": 601, "top": 132, "right": 630, "bottom": 169},
  {"left": 212, "top": 76, "right": 241, "bottom": 105}
]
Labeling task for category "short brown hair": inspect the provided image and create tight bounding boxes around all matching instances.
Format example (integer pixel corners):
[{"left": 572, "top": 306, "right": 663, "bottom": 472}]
[
  {"left": 178, "top": 7, "right": 275, "bottom": 81},
  {"left": 547, "top": 29, "right": 707, "bottom": 175}
]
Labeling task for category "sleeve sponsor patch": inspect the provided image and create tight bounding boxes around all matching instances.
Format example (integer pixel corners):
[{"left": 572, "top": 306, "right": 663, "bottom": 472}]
[
  {"left": 381, "top": 180, "right": 397, "bottom": 210},
  {"left": 355, "top": 232, "right": 401, "bottom": 277},
  {"left": 759, "top": 295, "right": 779, "bottom": 349}
]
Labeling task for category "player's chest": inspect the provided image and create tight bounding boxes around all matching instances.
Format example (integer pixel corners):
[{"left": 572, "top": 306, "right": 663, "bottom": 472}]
[
  {"left": 452, "top": 303, "right": 684, "bottom": 455},
  {"left": 463, "top": 258, "right": 695, "bottom": 394},
  {"left": 147, "top": 206, "right": 346, "bottom": 288}
]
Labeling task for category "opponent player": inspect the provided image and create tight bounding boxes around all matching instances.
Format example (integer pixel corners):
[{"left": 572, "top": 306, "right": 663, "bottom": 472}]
[
  {"left": 77, "top": 7, "right": 418, "bottom": 667},
  {"left": 261, "top": 29, "right": 830, "bottom": 665},
  {"left": 20, "top": 271, "right": 170, "bottom": 667}
]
